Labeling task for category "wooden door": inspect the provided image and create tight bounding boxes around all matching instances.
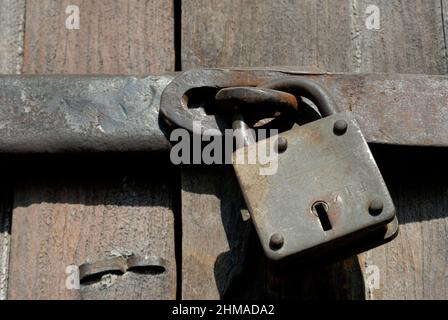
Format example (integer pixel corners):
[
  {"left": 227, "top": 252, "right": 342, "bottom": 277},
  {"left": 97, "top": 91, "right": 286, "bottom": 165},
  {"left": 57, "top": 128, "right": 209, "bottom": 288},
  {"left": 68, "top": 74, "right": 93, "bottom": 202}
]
[{"left": 0, "top": 0, "right": 447, "bottom": 299}]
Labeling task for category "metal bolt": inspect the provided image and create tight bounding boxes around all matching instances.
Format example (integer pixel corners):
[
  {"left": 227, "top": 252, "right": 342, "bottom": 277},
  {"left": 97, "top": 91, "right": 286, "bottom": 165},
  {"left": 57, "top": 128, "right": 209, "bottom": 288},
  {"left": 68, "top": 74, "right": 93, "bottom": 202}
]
[
  {"left": 333, "top": 120, "right": 348, "bottom": 136},
  {"left": 276, "top": 137, "right": 288, "bottom": 153},
  {"left": 369, "top": 199, "right": 384, "bottom": 216},
  {"left": 269, "top": 233, "right": 284, "bottom": 250}
]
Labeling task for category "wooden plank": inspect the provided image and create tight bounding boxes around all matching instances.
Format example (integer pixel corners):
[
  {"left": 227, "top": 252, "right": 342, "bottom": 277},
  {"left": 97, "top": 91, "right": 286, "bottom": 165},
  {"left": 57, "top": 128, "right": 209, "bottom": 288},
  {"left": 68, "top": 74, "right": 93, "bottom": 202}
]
[
  {"left": 181, "top": 0, "right": 365, "bottom": 299},
  {"left": 0, "top": 184, "right": 12, "bottom": 301},
  {"left": 0, "top": 0, "right": 26, "bottom": 300},
  {"left": 0, "top": 0, "right": 25, "bottom": 74},
  {"left": 8, "top": 0, "right": 176, "bottom": 299},
  {"left": 345, "top": 0, "right": 448, "bottom": 300},
  {"left": 8, "top": 155, "right": 176, "bottom": 300},
  {"left": 23, "top": 0, "right": 174, "bottom": 75},
  {"left": 182, "top": 0, "right": 448, "bottom": 299},
  {"left": 182, "top": 0, "right": 446, "bottom": 74},
  {"left": 352, "top": 0, "right": 447, "bottom": 74},
  {"left": 181, "top": 166, "right": 251, "bottom": 299},
  {"left": 367, "top": 146, "right": 448, "bottom": 299}
]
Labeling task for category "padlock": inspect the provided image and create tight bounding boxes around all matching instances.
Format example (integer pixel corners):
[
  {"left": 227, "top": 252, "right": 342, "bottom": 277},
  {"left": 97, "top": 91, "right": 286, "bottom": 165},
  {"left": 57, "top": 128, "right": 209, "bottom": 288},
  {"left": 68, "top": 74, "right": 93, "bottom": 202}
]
[{"left": 230, "top": 78, "right": 398, "bottom": 263}]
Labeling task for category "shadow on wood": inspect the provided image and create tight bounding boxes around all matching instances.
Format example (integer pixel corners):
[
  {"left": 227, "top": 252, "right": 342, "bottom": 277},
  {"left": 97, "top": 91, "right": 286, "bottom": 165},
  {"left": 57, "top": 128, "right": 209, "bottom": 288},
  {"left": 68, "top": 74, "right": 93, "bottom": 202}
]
[
  {"left": 372, "top": 145, "right": 448, "bottom": 224},
  {"left": 183, "top": 145, "right": 448, "bottom": 299},
  {"left": 182, "top": 165, "right": 367, "bottom": 300}
]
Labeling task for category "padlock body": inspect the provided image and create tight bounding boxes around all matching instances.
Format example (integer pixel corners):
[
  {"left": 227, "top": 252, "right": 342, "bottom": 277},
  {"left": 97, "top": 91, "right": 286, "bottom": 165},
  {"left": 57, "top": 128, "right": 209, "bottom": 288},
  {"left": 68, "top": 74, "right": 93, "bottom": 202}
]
[{"left": 233, "top": 112, "right": 397, "bottom": 262}]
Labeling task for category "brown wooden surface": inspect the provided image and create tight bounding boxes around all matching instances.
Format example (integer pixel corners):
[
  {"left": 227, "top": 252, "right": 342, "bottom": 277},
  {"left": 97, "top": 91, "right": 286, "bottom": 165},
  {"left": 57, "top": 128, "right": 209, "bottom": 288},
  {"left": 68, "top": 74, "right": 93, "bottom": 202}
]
[
  {"left": 22, "top": 0, "right": 174, "bottom": 75},
  {"left": 7, "top": 0, "right": 176, "bottom": 299},
  {"left": 0, "top": 0, "right": 26, "bottom": 300},
  {"left": 0, "top": 0, "right": 24, "bottom": 74},
  {"left": 8, "top": 155, "right": 177, "bottom": 299},
  {"left": 182, "top": 0, "right": 448, "bottom": 299},
  {"left": 1, "top": 0, "right": 447, "bottom": 300},
  {"left": 182, "top": 0, "right": 446, "bottom": 74},
  {"left": 181, "top": 166, "right": 252, "bottom": 299}
]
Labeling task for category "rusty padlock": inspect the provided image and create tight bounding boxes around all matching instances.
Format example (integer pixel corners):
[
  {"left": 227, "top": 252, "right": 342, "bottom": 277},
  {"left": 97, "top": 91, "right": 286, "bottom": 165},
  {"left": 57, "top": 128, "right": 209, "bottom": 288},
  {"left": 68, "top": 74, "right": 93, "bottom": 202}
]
[{"left": 221, "top": 78, "right": 398, "bottom": 263}]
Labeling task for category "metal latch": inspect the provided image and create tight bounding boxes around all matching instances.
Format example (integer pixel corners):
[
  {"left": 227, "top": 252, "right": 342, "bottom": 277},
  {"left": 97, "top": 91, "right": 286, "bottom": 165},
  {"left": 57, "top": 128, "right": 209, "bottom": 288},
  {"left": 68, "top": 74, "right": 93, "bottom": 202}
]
[{"left": 79, "top": 254, "right": 167, "bottom": 286}]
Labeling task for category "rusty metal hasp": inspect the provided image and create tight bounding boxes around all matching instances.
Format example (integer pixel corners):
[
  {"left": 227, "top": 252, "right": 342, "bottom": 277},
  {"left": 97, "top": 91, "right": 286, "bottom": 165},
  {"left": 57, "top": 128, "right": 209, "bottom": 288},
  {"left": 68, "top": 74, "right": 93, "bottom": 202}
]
[{"left": 1, "top": 69, "right": 448, "bottom": 153}]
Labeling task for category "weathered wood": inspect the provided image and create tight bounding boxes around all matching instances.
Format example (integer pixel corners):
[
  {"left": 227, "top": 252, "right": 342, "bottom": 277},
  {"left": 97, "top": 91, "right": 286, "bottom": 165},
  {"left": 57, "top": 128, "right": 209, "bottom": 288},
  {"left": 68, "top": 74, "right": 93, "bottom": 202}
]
[
  {"left": 8, "top": 155, "right": 176, "bottom": 299},
  {"left": 8, "top": 0, "right": 176, "bottom": 299},
  {"left": 182, "top": 0, "right": 446, "bottom": 74},
  {"left": 0, "top": 0, "right": 25, "bottom": 75},
  {"left": 182, "top": 0, "right": 448, "bottom": 299},
  {"left": 0, "top": 184, "right": 12, "bottom": 301},
  {"left": 0, "top": 0, "right": 26, "bottom": 300},
  {"left": 348, "top": 0, "right": 448, "bottom": 300},
  {"left": 181, "top": 0, "right": 367, "bottom": 299},
  {"left": 23, "top": 0, "right": 174, "bottom": 75},
  {"left": 181, "top": 166, "right": 251, "bottom": 299},
  {"left": 368, "top": 146, "right": 448, "bottom": 299},
  {"left": 351, "top": 0, "right": 447, "bottom": 74}
]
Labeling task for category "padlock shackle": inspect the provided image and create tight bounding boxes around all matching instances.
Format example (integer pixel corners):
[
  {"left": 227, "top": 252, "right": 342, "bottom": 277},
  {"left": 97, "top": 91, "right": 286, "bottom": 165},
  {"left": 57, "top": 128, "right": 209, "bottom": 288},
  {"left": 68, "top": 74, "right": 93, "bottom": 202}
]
[
  {"left": 233, "top": 112, "right": 256, "bottom": 148},
  {"left": 260, "top": 77, "right": 340, "bottom": 116}
]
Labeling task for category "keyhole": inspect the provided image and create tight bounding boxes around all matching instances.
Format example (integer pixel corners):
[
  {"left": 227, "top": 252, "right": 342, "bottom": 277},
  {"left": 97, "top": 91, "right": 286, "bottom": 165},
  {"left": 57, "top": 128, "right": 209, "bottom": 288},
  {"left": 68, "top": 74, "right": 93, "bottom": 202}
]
[{"left": 312, "top": 201, "right": 332, "bottom": 231}]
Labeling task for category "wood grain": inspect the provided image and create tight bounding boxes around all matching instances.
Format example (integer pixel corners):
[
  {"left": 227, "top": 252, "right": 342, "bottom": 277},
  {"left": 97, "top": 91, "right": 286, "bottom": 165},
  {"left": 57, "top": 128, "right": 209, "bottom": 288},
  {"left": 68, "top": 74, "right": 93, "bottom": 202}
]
[
  {"left": 8, "top": 0, "right": 176, "bottom": 299},
  {"left": 352, "top": 0, "right": 447, "bottom": 74},
  {"left": 182, "top": 0, "right": 446, "bottom": 74},
  {"left": 0, "top": 0, "right": 26, "bottom": 300},
  {"left": 349, "top": 0, "right": 448, "bottom": 300},
  {"left": 369, "top": 146, "right": 448, "bottom": 299},
  {"left": 182, "top": 0, "right": 448, "bottom": 299},
  {"left": 0, "top": 0, "right": 25, "bottom": 74},
  {"left": 181, "top": 166, "right": 251, "bottom": 299},
  {"left": 8, "top": 155, "right": 176, "bottom": 300},
  {"left": 23, "top": 0, "right": 174, "bottom": 75},
  {"left": 0, "top": 183, "right": 12, "bottom": 301}
]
